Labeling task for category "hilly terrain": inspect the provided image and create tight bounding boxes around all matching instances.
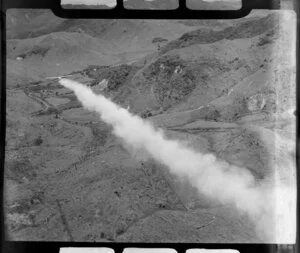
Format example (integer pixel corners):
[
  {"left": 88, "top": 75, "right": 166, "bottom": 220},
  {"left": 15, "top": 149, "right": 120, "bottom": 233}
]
[
  {"left": 4, "top": 9, "right": 296, "bottom": 243},
  {"left": 7, "top": 11, "right": 210, "bottom": 82}
]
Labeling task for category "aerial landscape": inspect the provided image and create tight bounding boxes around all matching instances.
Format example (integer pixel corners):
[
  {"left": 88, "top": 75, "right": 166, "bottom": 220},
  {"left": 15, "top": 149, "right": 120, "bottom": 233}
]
[{"left": 4, "top": 6, "right": 296, "bottom": 243}]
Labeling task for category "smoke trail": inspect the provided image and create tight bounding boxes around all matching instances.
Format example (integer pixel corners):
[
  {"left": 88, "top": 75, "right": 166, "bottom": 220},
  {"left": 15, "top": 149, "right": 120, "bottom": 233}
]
[{"left": 59, "top": 79, "right": 295, "bottom": 243}]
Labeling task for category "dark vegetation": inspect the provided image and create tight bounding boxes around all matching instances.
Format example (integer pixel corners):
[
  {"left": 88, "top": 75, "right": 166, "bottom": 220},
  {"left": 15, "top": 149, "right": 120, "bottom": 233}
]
[
  {"left": 84, "top": 64, "right": 139, "bottom": 91},
  {"left": 144, "top": 54, "right": 196, "bottom": 107},
  {"left": 17, "top": 46, "right": 50, "bottom": 59},
  {"left": 152, "top": 37, "right": 168, "bottom": 44},
  {"left": 152, "top": 37, "right": 168, "bottom": 50},
  {"left": 257, "top": 29, "right": 278, "bottom": 47},
  {"left": 33, "top": 136, "right": 43, "bottom": 146},
  {"left": 160, "top": 14, "right": 279, "bottom": 54}
]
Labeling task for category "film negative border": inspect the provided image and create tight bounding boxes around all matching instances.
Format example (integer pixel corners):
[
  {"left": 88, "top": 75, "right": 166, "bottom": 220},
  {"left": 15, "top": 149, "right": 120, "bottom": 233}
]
[
  {"left": 0, "top": 0, "right": 299, "bottom": 253},
  {"left": 2, "top": 0, "right": 282, "bottom": 19}
]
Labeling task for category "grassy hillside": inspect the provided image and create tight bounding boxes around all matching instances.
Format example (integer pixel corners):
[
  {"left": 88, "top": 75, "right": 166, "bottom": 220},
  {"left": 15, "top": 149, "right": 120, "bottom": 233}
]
[{"left": 6, "top": 9, "right": 64, "bottom": 40}]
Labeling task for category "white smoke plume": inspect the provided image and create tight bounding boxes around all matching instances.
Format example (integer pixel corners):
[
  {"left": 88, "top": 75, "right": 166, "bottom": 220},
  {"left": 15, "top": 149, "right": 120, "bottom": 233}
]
[{"left": 59, "top": 78, "right": 296, "bottom": 243}]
